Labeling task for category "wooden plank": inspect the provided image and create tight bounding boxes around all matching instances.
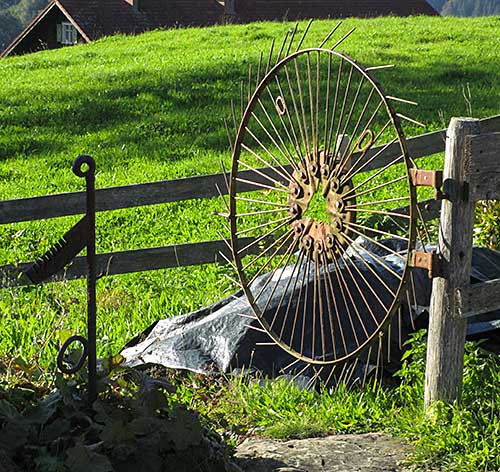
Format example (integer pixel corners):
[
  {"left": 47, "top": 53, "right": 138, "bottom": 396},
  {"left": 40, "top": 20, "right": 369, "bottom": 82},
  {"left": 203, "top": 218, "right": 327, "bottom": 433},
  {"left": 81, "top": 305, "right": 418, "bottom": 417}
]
[
  {"left": 466, "top": 132, "right": 500, "bottom": 201},
  {"left": 424, "top": 118, "right": 481, "bottom": 409},
  {"left": 0, "top": 238, "right": 254, "bottom": 288},
  {"left": 456, "top": 278, "right": 500, "bottom": 318},
  {"left": 0, "top": 166, "right": 289, "bottom": 224},
  {"left": 480, "top": 113, "right": 500, "bottom": 134}
]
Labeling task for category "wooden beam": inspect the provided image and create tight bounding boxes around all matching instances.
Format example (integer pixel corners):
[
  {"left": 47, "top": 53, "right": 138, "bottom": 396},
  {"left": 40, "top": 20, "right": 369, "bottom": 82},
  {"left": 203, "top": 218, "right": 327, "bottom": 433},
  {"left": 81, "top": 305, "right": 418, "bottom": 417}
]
[
  {"left": 0, "top": 166, "right": 289, "bottom": 224},
  {"left": 425, "top": 118, "right": 481, "bottom": 409},
  {"left": 456, "top": 278, "right": 500, "bottom": 318},
  {"left": 0, "top": 238, "right": 254, "bottom": 288},
  {"left": 466, "top": 132, "right": 500, "bottom": 201}
]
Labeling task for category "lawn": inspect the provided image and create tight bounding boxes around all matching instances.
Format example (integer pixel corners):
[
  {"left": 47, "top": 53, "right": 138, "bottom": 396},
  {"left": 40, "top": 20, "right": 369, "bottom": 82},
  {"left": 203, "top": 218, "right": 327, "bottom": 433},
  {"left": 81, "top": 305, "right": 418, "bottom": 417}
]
[{"left": 0, "top": 15, "right": 499, "bottom": 471}]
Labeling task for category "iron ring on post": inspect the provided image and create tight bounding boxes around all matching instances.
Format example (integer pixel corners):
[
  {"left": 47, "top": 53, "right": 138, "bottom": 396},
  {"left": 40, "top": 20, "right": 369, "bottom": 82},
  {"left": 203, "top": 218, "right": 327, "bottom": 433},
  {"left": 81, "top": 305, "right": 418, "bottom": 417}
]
[
  {"left": 72, "top": 155, "right": 96, "bottom": 178},
  {"left": 57, "top": 335, "right": 89, "bottom": 375}
]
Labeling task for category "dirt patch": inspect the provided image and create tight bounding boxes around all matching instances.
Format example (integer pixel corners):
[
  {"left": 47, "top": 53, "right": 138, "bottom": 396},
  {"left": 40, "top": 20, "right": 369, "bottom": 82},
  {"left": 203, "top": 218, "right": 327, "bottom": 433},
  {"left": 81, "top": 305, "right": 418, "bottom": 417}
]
[{"left": 234, "top": 432, "right": 412, "bottom": 472}]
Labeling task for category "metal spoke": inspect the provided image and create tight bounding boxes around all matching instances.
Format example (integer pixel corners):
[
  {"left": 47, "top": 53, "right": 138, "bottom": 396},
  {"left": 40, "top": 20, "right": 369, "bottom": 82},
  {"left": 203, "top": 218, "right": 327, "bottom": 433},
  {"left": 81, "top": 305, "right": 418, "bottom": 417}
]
[{"left": 238, "top": 157, "right": 290, "bottom": 191}]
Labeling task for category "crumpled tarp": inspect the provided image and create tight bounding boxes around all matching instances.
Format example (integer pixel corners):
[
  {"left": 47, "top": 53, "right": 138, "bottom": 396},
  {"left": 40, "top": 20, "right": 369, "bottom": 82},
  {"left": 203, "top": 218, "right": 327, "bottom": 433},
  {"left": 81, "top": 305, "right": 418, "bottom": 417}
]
[{"left": 121, "top": 238, "right": 500, "bottom": 381}]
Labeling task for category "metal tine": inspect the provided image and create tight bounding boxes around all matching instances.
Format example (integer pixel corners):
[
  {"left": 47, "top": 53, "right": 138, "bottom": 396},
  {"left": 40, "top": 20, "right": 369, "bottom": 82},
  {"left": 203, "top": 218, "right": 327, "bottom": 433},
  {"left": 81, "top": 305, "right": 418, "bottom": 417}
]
[
  {"left": 240, "top": 80, "right": 245, "bottom": 119},
  {"left": 280, "top": 357, "right": 301, "bottom": 375},
  {"left": 324, "top": 364, "right": 337, "bottom": 387},
  {"left": 230, "top": 99, "right": 239, "bottom": 137},
  {"left": 217, "top": 249, "right": 238, "bottom": 271},
  {"left": 330, "top": 27, "right": 355, "bottom": 50},
  {"left": 396, "top": 113, "right": 426, "bottom": 128},
  {"left": 244, "top": 324, "right": 268, "bottom": 334},
  {"left": 336, "top": 360, "right": 351, "bottom": 386},
  {"left": 255, "top": 342, "right": 278, "bottom": 346},
  {"left": 265, "top": 38, "right": 275, "bottom": 75},
  {"left": 275, "top": 30, "right": 290, "bottom": 65},
  {"left": 318, "top": 21, "right": 342, "bottom": 48},
  {"left": 220, "top": 157, "right": 231, "bottom": 195},
  {"left": 222, "top": 272, "right": 242, "bottom": 288},
  {"left": 215, "top": 229, "right": 232, "bottom": 250},
  {"left": 306, "top": 366, "right": 325, "bottom": 389},
  {"left": 285, "top": 22, "right": 299, "bottom": 57},
  {"left": 346, "top": 358, "right": 361, "bottom": 387},
  {"left": 247, "top": 63, "right": 252, "bottom": 102},
  {"left": 223, "top": 118, "right": 235, "bottom": 154},
  {"left": 374, "top": 333, "right": 384, "bottom": 384},
  {"left": 386, "top": 95, "right": 418, "bottom": 106},
  {"left": 238, "top": 313, "right": 257, "bottom": 320},
  {"left": 387, "top": 323, "right": 392, "bottom": 364},
  {"left": 214, "top": 183, "right": 230, "bottom": 215},
  {"left": 295, "top": 18, "right": 314, "bottom": 52},
  {"left": 365, "top": 64, "right": 395, "bottom": 71},
  {"left": 291, "top": 362, "right": 312, "bottom": 384},
  {"left": 362, "top": 344, "right": 373, "bottom": 386},
  {"left": 256, "top": 51, "right": 263, "bottom": 89}
]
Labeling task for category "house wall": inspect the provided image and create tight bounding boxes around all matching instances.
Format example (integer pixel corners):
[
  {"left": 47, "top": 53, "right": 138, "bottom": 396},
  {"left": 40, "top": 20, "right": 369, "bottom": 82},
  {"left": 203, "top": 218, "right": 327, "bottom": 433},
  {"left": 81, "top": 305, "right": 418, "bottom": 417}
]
[{"left": 8, "top": 8, "right": 84, "bottom": 56}]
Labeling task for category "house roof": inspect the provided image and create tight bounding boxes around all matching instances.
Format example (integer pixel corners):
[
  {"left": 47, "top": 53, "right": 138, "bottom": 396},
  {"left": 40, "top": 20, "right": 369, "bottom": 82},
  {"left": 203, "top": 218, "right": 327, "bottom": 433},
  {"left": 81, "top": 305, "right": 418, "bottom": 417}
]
[{"left": 232, "top": 0, "right": 439, "bottom": 22}]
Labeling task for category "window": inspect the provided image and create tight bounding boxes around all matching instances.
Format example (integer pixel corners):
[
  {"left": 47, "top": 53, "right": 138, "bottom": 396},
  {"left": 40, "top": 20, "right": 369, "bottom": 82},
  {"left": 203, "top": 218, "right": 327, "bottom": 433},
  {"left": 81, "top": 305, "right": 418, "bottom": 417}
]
[{"left": 57, "top": 22, "right": 78, "bottom": 45}]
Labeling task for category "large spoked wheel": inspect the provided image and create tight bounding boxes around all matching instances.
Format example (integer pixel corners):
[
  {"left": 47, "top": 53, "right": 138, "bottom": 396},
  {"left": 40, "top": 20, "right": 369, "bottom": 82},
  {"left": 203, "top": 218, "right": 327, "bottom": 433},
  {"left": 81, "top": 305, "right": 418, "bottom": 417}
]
[{"left": 229, "top": 48, "right": 416, "bottom": 366}]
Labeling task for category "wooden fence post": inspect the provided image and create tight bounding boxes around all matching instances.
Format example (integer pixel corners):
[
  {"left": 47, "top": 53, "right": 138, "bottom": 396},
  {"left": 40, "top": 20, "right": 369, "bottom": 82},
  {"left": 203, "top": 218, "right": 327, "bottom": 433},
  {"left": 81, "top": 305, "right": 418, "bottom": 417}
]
[{"left": 424, "top": 117, "right": 481, "bottom": 409}]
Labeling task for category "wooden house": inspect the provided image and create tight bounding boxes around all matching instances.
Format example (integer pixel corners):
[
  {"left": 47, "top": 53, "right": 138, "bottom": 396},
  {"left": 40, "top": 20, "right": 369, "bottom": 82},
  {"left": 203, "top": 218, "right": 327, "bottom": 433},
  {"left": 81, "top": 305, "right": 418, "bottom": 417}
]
[{"left": 2, "top": 0, "right": 438, "bottom": 58}]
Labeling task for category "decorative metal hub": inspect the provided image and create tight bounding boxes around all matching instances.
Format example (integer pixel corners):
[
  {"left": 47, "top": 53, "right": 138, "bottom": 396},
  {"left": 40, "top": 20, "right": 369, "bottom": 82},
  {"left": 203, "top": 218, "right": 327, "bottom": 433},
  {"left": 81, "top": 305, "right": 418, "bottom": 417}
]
[{"left": 288, "top": 150, "right": 355, "bottom": 258}]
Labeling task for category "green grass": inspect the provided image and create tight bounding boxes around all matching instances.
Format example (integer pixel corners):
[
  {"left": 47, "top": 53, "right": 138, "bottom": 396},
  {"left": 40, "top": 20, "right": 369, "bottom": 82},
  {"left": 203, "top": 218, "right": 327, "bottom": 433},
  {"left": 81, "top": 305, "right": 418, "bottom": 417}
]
[{"left": 0, "top": 16, "right": 499, "bottom": 471}]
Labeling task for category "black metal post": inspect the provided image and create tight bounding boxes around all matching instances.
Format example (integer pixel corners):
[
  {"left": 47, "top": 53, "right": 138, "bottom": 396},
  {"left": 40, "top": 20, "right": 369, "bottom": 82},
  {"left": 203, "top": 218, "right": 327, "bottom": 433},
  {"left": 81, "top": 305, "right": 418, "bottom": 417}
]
[{"left": 72, "top": 155, "right": 97, "bottom": 404}]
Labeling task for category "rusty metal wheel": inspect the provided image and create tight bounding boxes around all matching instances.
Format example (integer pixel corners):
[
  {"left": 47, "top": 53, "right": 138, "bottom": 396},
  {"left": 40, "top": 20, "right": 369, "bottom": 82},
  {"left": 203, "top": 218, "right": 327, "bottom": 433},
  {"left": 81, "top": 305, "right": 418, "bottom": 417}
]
[{"left": 229, "top": 38, "right": 417, "bottom": 368}]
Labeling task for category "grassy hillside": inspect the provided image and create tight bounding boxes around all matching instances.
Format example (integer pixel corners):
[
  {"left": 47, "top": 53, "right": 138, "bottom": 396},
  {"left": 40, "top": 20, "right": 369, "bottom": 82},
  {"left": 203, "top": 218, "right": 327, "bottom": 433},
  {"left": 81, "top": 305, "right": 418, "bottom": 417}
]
[{"left": 0, "top": 16, "right": 499, "bottom": 367}]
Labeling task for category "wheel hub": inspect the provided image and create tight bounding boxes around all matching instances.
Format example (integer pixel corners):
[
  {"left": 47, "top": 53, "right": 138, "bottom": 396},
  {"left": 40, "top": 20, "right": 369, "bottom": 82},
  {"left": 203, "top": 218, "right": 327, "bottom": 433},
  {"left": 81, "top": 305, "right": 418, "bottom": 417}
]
[{"left": 288, "top": 150, "right": 355, "bottom": 258}]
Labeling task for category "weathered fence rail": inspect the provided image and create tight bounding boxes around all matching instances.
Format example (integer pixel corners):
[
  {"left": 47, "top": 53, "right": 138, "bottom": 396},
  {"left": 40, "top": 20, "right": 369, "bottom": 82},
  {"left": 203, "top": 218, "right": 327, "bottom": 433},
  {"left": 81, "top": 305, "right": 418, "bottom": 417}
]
[{"left": 0, "top": 114, "right": 499, "bottom": 287}]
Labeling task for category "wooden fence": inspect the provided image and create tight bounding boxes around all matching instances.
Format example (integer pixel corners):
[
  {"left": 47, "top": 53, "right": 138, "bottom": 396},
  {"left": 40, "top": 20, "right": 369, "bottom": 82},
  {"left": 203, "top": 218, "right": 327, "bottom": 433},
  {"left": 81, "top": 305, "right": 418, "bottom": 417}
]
[
  {"left": 1, "top": 114, "right": 497, "bottom": 287},
  {"left": 424, "top": 117, "right": 500, "bottom": 409}
]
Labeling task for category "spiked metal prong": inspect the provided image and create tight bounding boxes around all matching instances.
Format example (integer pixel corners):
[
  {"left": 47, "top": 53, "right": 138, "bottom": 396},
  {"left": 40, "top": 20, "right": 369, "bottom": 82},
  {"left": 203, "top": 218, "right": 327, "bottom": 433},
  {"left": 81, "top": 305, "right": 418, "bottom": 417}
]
[
  {"left": 215, "top": 184, "right": 230, "bottom": 214},
  {"left": 296, "top": 18, "right": 313, "bottom": 51},
  {"left": 218, "top": 250, "right": 237, "bottom": 269},
  {"left": 330, "top": 27, "right": 355, "bottom": 50},
  {"left": 396, "top": 113, "right": 426, "bottom": 127},
  {"left": 222, "top": 272, "right": 242, "bottom": 287},
  {"left": 318, "top": 21, "right": 342, "bottom": 48},
  {"left": 276, "top": 30, "right": 289, "bottom": 64},
  {"left": 265, "top": 38, "right": 275, "bottom": 75},
  {"left": 386, "top": 96, "right": 418, "bottom": 106},
  {"left": 285, "top": 22, "right": 299, "bottom": 56},
  {"left": 247, "top": 63, "right": 253, "bottom": 101},
  {"left": 365, "top": 64, "right": 395, "bottom": 71},
  {"left": 256, "top": 51, "right": 263, "bottom": 87},
  {"left": 224, "top": 118, "right": 235, "bottom": 153},
  {"left": 230, "top": 99, "right": 239, "bottom": 136},
  {"left": 237, "top": 313, "right": 257, "bottom": 320},
  {"left": 244, "top": 324, "right": 267, "bottom": 334},
  {"left": 255, "top": 342, "right": 277, "bottom": 346}
]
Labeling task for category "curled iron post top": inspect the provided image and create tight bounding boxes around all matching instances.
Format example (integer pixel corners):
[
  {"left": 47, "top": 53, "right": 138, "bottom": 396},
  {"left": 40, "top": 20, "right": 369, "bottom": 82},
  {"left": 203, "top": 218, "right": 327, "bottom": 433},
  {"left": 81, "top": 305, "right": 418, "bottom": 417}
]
[
  {"left": 72, "top": 155, "right": 96, "bottom": 178},
  {"left": 57, "top": 335, "right": 89, "bottom": 375}
]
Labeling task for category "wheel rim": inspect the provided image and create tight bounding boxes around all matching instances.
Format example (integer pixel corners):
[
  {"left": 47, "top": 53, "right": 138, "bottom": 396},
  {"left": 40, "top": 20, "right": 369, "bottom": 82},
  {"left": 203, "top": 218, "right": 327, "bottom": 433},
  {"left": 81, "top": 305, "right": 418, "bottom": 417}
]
[{"left": 229, "top": 48, "right": 417, "bottom": 366}]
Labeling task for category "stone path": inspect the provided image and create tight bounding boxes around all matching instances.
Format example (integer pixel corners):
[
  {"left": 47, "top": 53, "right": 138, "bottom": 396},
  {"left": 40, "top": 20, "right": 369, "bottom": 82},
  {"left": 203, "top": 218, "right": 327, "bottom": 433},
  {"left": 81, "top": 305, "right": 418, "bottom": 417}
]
[{"left": 234, "top": 433, "right": 412, "bottom": 472}]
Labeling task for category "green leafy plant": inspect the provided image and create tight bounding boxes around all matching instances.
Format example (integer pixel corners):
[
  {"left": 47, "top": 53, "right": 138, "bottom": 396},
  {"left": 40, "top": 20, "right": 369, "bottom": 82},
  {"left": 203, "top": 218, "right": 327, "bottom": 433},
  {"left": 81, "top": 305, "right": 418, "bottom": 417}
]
[{"left": 0, "top": 362, "right": 237, "bottom": 472}]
